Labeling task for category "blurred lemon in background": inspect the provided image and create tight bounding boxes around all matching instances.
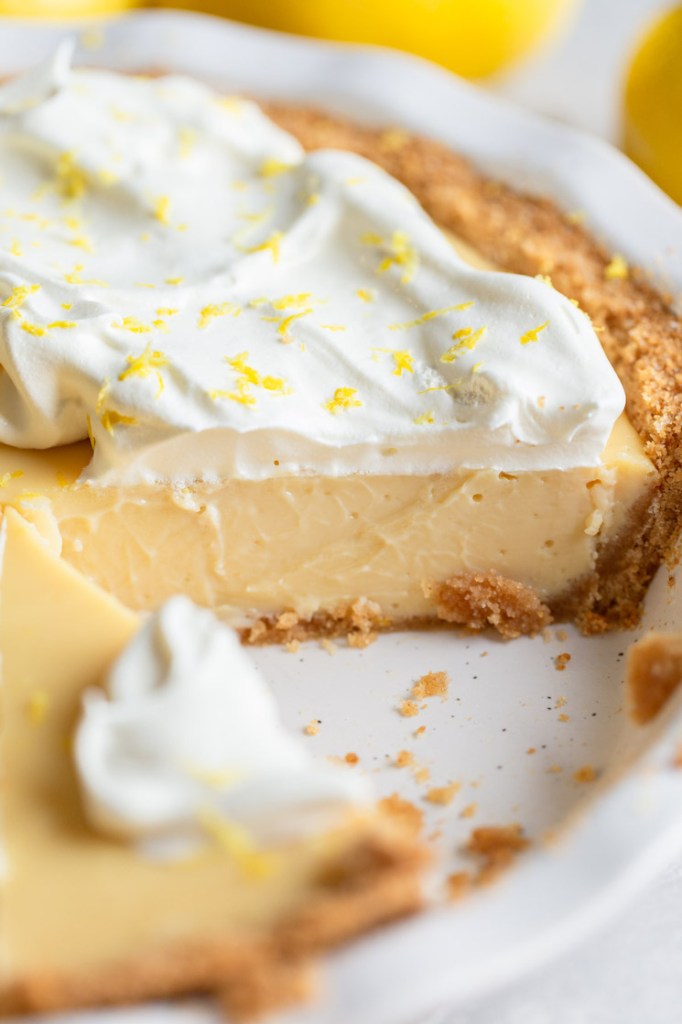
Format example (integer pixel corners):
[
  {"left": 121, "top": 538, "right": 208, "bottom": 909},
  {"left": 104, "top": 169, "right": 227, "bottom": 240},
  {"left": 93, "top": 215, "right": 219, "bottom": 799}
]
[
  {"left": 168, "top": 0, "right": 580, "bottom": 79},
  {"left": 0, "top": 0, "right": 137, "bottom": 14},
  {"left": 624, "top": 5, "right": 682, "bottom": 204}
]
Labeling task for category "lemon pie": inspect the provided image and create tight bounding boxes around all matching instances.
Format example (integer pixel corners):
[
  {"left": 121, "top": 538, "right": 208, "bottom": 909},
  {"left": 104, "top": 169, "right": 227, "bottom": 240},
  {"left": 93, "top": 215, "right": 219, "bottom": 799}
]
[
  {"left": 0, "top": 508, "right": 425, "bottom": 1016},
  {"left": 0, "top": 46, "right": 673, "bottom": 644}
]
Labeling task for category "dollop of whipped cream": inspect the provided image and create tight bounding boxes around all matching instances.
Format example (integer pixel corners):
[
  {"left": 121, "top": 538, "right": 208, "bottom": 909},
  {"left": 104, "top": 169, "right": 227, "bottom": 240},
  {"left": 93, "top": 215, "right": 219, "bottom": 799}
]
[
  {"left": 0, "top": 44, "right": 624, "bottom": 481},
  {"left": 74, "top": 596, "right": 369, "bottom": 858}
]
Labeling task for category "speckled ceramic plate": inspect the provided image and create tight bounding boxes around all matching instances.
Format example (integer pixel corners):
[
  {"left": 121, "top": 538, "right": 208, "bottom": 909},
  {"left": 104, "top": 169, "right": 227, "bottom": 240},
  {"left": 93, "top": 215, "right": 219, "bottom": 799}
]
[{"left": 3, "top": 11, "right": 682, "bottom": 1024}]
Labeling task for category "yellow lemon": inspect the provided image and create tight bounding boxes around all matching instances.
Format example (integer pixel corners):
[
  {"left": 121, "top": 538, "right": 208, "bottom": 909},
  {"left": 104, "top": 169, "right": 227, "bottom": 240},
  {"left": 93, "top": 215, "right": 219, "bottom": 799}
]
[
  {"left": 624, "top": 6, "right": 682, "bottom": 205},
  {"left": 0, "top": 0, "right": 137, "bottom": 15},
  {"left": 171, "top": 0, "right": 580, "bottom": 79}
]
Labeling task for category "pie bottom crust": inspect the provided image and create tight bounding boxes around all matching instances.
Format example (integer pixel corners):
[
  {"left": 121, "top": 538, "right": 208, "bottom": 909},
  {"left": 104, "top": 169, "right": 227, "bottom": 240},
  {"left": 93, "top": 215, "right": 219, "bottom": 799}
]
[{"left": 0, "top": 821, "right": 425, "bottom": 1020}]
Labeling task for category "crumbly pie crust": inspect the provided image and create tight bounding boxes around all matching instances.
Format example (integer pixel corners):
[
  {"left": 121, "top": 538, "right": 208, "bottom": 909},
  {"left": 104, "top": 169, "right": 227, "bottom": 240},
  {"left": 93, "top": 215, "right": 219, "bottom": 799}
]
[{"left": 0, "top": 818, "right": 425, "bottom": 1019}]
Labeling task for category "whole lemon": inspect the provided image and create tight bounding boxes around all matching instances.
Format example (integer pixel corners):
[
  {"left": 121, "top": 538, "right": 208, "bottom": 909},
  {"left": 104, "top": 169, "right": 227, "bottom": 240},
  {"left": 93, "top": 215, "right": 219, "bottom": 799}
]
[
  {"left": 169, "top": 0, "right": 579, "bottom": 79},
  {"left": 0, "top": 0, "right": 137, "bottom": 14},
  {"left": 624, "top": 6, "right": 682, "bottom": 204}
]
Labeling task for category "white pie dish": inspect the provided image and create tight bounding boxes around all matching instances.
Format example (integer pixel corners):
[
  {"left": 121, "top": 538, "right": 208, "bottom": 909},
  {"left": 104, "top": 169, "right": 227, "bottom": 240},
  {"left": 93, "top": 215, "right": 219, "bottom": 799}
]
[{"left": 1, "top": 9, "right": 682, "bottom": 1024}]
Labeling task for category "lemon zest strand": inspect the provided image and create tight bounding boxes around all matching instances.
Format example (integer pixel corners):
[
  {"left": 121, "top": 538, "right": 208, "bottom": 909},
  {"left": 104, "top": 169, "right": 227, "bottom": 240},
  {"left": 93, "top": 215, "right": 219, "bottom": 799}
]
[
  {"left": 520, "top": 321, "right": 549, "bottom": 346},
  {"left": 323, "top": 387, "right": 362, "bottom": 414},
  {"left": 118, "top": 343, "right": 169, "bottom": 399},
  {"left": 389, "top": 302, "right": 474, "bottom": 330},
  {"left": 440, "top": 326, "right": 487, "bottom": 363}
]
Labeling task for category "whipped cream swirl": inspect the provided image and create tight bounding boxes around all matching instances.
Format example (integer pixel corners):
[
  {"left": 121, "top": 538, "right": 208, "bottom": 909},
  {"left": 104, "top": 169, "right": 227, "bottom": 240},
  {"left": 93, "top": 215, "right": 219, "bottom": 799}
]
[
  {"left": 74, "top": 596, "right": 370, "bottom": 856},
  {"left": 0, "top": 45, "right": 624, "bottom": 481}
]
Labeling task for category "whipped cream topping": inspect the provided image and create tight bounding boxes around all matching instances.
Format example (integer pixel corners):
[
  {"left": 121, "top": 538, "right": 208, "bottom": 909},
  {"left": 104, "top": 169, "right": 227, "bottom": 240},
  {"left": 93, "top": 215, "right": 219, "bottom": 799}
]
[
  {"left": 74, "top": 596, "right": 370, "bottom": 857},
  {"left": 0, "top": 45, "right": 624, "bottom": 481}
]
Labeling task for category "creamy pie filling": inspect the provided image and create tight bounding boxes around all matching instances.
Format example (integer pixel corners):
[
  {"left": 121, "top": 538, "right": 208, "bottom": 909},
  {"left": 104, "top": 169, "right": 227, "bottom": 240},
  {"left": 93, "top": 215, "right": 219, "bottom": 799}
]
[{"left": 0, "top": 410, "right": 654, "bottom": 628}]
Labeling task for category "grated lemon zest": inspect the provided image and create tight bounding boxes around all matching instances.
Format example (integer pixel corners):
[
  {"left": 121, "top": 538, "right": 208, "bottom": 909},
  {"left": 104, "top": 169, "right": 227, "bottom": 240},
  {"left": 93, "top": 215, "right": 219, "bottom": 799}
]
[
  {"left": 100, "top": 408, "right": 138, "bottom": 433},
  {"left": 112, "top": 316, "right": 154, "bottom": 334},
  {"left": 244, "top": 231, "right": 283, "bottom": 262},
  {"left": 520, "top": 321, "right": 549, "bottom": 346},
  {"left": 98, "top": 168, "right": 118, "bottom": 186},
  {"left": 271, "top": 293, "right": 313, "bottom": 311},
  {"left": 55, "top": 151, "right": 87, "bottom": 200},
  {"left": 604, "top": 253, "right": 629, "bottom": 280},
  {"left": 389, "top": 302, "right": 474, "bottom": 330},
  {"left": 198, "top": 302, "right": 241, "bottom": 329},
  {"left": 69, "top": 233, "right": 93, "bottom": 253},
  {"left": 178, "top": 127, "right": 196, "bottom": 159},
  {"left": 63, "top": 264, "right": 108, "bottom": 286},
  {"left": 566, "top": 210, "right": 585, "bottom": 225},
  {"left": 20, "top": 321, "right": 46, "bottom": 337},
  {"left": 323, "top": 386, "right": 362, "bottom": 414},
  {"left": 153, "top": 195, "right": 172, "bottom": 225},
  {"left": 2, "top": 284, "right": 39, "bottom": 317},
  {"left": 440, "top": 326, "right": 487, "bottom": 363},
  {"left": 86, "top": 414, "right": 96, "bottom": 450},
  {"left": 0, "top": 470, "right": 23, "bottom": 488},
  {"left": 259, "top": 157, "right": 294, "bottom": 178},
  {"left": 418, "top": 382, "right": 461, "bottom": 395},
  {"left": 216, "top": 96, "right": 244, "bottom": 115},
  {"left": 365, "top": 230, "right": 418, "bottom": 283},
  {"left": 111, "top": 105, "right": 133, "bottom": 123},
  {"left": 210, "top": 351, "right": 290, "bottom": 406},
  {"left": 274, "top": 309, "right": 313, "bottom": 343},
  {"left": 196, "top": 806, "right": 275, "bottom": 879},
  {"left": 379, "top": 128, "right": 410, "bottom": 151},
  {"left": 119, "top": 343, "right": 169, "bottom": 399},
  {"left": 372, "top": 347, "right": 414, "bottom": 376},
  {"left": 96, "top": 381, "right": 138, "bottom": 434},
  {"left": 26, "top": 690, "right": 49, "bottom": 725}
]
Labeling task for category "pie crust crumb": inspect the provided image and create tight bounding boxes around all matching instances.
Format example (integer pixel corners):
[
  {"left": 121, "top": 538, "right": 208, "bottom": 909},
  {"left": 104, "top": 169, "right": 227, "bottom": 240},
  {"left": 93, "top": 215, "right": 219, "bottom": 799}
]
[{"left": 626, "top": 631, "right": 682, "bottom": 724}]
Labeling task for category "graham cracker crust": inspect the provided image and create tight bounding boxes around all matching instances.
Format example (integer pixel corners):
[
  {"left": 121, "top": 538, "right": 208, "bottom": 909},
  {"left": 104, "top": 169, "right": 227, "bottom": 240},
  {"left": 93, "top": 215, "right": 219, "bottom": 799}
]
[
  {"left": 241, "top": 572, "right": 552, "bottom": 646},
  {"left": 423, "top": 571, "right": 552, "bottom": 639},
  {"left": 0, "top": 817, "right": 427, "bottom": 1019},
  {"left": 626, "top": 631, "right": 682, "bottom": 725},
  {"left": 262, "top": 102, "right": 682, "bottom": 635}
]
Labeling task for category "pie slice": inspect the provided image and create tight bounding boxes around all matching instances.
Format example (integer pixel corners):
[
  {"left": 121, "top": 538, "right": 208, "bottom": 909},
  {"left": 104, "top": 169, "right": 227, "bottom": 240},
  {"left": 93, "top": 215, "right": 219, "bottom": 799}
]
[
  {"left": 0, "top": 51, "right": 673, "bottom": 644},
  {"left": 0, "top": 508, "right": 425, "bottom": 1017}
]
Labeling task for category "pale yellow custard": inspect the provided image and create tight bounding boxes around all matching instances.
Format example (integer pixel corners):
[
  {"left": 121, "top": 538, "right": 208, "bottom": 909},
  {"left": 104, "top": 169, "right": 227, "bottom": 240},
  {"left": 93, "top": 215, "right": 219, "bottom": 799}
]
[{"left": 0, "top": 410, "right": 656, "bottom": 635}]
